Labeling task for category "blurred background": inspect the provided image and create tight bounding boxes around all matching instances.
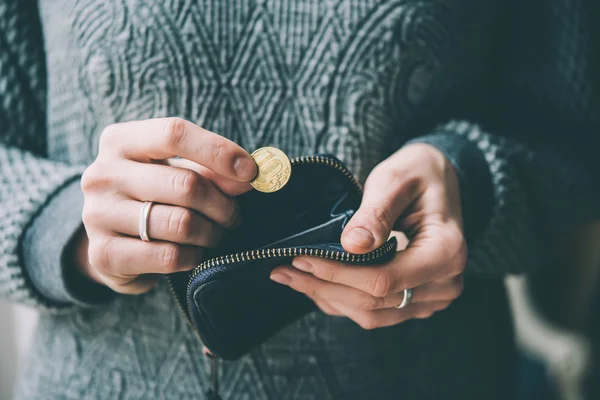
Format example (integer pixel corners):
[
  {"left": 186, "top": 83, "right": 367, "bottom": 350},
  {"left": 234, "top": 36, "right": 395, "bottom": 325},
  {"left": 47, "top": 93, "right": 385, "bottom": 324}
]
[
  {"left": 0, "top": 304, "right": 37, "bottom": 400},
  {"left": 1, "top": 222, "right": 600, "bottom": 399}
]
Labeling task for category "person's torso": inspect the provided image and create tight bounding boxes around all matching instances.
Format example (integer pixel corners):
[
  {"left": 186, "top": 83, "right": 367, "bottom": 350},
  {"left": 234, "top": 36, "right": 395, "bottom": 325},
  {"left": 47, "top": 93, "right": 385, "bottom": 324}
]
[
  {"left": 39, "top": 0, "right": 498, "bottom": 181},
  {"left": 22, "top": 1, "right": 502, "bottom": 398}
]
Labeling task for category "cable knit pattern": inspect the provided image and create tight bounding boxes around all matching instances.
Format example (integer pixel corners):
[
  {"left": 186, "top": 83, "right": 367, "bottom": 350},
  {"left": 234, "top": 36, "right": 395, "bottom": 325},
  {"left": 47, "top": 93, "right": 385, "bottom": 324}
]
[
  {"left": 0, "top": 0, "right": 46, "bottom": 153},
  {"left": 0, "top": 0, "right": 596, "bottom": 398}
]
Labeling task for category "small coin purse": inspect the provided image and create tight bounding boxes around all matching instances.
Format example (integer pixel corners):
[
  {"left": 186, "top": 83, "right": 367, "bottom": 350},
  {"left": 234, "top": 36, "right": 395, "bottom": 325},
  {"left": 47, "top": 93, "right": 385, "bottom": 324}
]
[{"left": 167, "top": 154, "right": 397, "bottom": 360}]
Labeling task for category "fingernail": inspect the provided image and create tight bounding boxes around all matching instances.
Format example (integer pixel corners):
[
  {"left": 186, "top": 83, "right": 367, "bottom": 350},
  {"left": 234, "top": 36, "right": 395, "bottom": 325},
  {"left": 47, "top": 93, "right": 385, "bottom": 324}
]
[
  {"left": 292, "top": 259, "right": 313, "bottom": 273},
  {"left": 346, "top": 228, "right": 375, "bottom": 249},
  {"left": 234, "top": 156, "right": 257, "bottom": 181},
  {"left": 270, "top": 272, "right": 292, "bottom": 285}
]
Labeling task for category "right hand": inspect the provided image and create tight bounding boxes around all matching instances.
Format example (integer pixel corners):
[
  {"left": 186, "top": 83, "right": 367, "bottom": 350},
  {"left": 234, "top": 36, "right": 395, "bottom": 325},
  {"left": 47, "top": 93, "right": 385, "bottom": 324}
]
[{"left": 78, "top": 118, "right": 257, "bottom": 294}]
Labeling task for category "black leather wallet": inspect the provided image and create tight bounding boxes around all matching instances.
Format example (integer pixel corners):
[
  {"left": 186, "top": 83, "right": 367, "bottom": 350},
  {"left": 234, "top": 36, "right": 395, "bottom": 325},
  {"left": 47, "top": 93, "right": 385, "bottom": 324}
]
[{"left": 167, "top": 154, "right": 397, "bottom": 360}]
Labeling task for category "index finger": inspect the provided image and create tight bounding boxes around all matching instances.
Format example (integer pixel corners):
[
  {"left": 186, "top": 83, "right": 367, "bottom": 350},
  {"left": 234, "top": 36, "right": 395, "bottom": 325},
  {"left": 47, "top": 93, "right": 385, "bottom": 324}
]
[
  {"left": 167, "top": 157, "right": 253, "bottom": 197},
  {"left": 292, "top": 224, "right": 466, "bottom": 297},
  {"left": 100, "top": 118, "right": 257, "bottom": 182}
]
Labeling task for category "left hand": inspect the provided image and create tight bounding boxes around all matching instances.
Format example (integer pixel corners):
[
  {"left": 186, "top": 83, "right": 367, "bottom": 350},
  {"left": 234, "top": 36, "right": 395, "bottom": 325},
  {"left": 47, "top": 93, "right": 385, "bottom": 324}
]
[{"left": 270, "top": 143, "right": 467, "bottom": 329}]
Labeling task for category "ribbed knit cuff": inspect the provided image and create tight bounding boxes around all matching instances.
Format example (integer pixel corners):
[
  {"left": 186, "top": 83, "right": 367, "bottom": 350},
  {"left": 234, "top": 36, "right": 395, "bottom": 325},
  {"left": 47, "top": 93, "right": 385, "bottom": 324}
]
[
  {"left": 406, "top": 132, "right": 494, "bottom": 244},
  {"left": 22, "top": 178, "right": 115, "bottom": 307}
]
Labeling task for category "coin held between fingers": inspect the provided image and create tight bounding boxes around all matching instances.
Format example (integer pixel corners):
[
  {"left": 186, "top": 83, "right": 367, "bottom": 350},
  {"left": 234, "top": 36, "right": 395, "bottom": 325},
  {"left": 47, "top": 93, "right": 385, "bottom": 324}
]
[{"left": 250, "top": 147, "right": 292, "bottom": 193}]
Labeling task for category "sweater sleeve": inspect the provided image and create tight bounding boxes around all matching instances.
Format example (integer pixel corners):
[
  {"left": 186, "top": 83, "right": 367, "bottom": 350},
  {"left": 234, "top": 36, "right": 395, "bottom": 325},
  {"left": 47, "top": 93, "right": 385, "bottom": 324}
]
[
  {"left": 409, "top": 120, "right": 600, "bottom": 276},
  {"left": 0, "top": 1, "right": 113, "bottom": 310}
]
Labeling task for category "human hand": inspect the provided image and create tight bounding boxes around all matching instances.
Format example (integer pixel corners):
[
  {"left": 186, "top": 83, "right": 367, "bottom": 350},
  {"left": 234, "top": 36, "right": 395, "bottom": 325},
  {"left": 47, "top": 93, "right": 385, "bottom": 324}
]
[
  {"left": 270, "top": 143, "right": 467, "bottom": 329},
  {"left": 77, "top": 118, "right": 257, "bottom": 294}
]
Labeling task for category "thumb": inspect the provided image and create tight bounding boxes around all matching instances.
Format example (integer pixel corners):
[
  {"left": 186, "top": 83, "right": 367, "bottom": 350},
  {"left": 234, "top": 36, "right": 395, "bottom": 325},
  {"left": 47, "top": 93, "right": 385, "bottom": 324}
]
[{"left": 341, "top": 167, "right": 418, "bottom": 254}]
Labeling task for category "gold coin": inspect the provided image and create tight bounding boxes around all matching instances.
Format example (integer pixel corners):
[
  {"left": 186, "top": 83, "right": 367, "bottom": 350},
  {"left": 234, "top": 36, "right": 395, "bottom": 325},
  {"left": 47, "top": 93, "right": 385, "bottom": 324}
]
[{"left": 250, "top": 147, "right": 292, "bottom": 193}]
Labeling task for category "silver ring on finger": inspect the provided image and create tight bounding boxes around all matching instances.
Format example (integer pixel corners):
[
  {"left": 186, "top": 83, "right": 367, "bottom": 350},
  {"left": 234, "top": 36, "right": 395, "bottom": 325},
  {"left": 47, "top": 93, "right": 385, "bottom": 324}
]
[
  {"left": 396, "top": 288, "right": 413, "bottom": 309},
  {"left": 139, "top": 201, "right": 154, "bottom": 242}
]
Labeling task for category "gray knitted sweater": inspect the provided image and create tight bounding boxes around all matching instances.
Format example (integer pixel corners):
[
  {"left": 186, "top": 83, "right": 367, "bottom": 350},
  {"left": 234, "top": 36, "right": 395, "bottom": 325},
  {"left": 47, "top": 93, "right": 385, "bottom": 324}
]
[{"left": 1, "top": 0, "right": 599, "bottom": 399}]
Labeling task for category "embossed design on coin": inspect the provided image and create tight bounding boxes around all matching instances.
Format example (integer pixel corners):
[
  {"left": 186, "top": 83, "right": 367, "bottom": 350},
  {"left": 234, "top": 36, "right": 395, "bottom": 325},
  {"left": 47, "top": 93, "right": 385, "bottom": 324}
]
[{"left": 250, "top": 147, "right": 292, "bottom": 193}]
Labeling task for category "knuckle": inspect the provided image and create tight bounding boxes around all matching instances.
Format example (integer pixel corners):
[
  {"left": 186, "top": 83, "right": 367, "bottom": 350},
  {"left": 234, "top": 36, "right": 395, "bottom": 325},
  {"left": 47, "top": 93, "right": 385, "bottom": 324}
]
[
  {"left": 171, "top": 170, "right": 200, "bottom": 201},
  {"left": 86, "top": 243, "right": 102, "bottom": 270},
  {"left": 308, "top": 260, "right": 332, "bottom": 282},
  {"left": 88, "top": 237, "right": 112, "bottom": 274},
  {"left": 210, "top": 142, "right": 226, "bottom": 163},
  {"left": 80, "top": 164, "right": 108, "bottom": 193},
  {"left": 169, "top": 208, "right": 194, "bottom": 240},
  {"left": 319, "top": 263, "right": 338, "bottom": 283},
  {"left": 161, "top": 117, "right": 187, "bottom": 149},
  {"left": 81, "top": 207, "right": 92, "bottom": 227},
  {"left": 80, "top": 166, "right": 95, "bottom": 193},
  {"left": 365, "top": 270, "right": 395, "bottom": 298},
  {"left": 159, "top": 244, "right": 181, "bottom": 272},
  {"left": 98, "top": 124, "right": 119, "bottom": 150},
  {"left": 362, "top": 205, "right": 393, "bottom": 232},
  {"left": 81, "top": 203, "right": 101, "bottom": 227},
  {"left": 294, "top": 278, "right": 316, "bottom": 297},
  {"left": 202, "top": 137, "right": 236, "bottom": 169},
  {"left": 388, "top": 169, "right": 421, "bottom": 198}
]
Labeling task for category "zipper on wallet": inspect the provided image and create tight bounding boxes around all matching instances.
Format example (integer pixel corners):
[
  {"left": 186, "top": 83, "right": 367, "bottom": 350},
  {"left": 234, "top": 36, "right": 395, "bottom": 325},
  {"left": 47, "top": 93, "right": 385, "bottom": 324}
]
[
  {"left": 185, "top": 241, "right": 398, "bottom": 318},
  {"left": 165, "top": 154, "right": 382, "bottom": 391}
]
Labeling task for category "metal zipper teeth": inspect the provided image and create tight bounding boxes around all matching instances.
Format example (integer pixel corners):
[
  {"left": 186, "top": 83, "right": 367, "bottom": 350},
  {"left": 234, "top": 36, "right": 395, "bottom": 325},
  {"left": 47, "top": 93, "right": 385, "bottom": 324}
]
[
  {"left": 289, "top": 155, "right": 363, "bottom": 194},
  {"left": 190, "top": 239, "right": 396, "bottom": 284},
  {"left": 186, "top": 240, "right": 397, "bottom": 321}
]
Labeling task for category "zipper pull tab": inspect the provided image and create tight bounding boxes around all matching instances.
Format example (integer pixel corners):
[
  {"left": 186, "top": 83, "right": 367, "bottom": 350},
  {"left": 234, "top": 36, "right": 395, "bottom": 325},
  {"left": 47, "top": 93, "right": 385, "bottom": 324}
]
[{"left": 203, "top": 346, "right": 221, "bottom": 400}]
